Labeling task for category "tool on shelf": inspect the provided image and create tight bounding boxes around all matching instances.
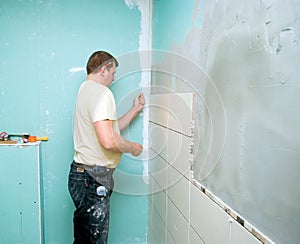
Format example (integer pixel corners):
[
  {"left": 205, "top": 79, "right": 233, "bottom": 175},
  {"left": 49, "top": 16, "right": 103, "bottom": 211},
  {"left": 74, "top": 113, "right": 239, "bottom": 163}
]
[{"left": 0, "top": 132, "right": 49, "bottom": 144}]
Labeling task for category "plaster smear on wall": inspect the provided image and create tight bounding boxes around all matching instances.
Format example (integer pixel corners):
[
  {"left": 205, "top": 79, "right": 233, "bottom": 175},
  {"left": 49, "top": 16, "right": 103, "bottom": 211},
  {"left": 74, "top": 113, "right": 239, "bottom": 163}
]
[
  {"left": 154, "top": 0, "right": 300, "bottom": 243},
  {"left": 125, "top": 0, "right": 152, "bottom": 184},
  {"left": 197, "top": 2, "right": 300, "bottom": 242}
]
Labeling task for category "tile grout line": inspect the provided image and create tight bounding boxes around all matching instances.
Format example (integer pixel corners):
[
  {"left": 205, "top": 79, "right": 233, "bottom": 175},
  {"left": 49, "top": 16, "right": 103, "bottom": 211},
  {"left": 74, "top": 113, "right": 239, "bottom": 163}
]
[
  {"left": 191, "top": 179, "right": 275, "bottom": 244},
  {"left": 149, "top": 120, "right": 192, "bottom": 138}
]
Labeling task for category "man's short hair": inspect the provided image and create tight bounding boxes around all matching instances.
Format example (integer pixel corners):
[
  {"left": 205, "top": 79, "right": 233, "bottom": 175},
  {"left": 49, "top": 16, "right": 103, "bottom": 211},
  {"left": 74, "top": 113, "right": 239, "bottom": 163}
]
[{"left": 86, "top": 51, "right": 119, "bottom": 74}]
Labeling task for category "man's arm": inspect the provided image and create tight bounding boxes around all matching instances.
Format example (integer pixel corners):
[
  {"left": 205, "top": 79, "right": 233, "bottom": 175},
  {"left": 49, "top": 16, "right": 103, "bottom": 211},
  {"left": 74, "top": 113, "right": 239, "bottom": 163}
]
[
  {"left": 118, "top": 93, "right": 145, "bottom": 131},
  {"left": 94, "top": 120, "right": 143, "bottom": 156}
]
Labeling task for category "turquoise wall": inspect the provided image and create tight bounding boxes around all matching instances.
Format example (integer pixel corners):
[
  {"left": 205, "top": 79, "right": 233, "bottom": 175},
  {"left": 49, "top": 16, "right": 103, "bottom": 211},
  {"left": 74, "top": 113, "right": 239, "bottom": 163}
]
[
  {"left": 0, "top": 1, "right": 147, "bottom": 243},
  {"left": 152, "top": 0, "right": 199, "bottom": 50}
]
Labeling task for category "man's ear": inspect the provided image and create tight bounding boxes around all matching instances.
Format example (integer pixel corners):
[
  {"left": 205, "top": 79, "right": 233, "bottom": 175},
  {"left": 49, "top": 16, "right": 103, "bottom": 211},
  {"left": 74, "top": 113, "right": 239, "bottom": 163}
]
[{"left": 99, "top": 66, "right": 106, "bottom": 76}]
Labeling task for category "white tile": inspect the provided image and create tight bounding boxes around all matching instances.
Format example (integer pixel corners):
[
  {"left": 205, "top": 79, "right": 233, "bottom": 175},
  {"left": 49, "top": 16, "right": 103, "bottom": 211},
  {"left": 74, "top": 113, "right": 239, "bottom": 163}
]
[
  {"left": 149, "top": 93, "right": 194, "bottom": 136},
  {"left": 148, "top": 149, "right": 168, "bottom": 177},
  {"left": 152, "top": 180, "right": 167, "bottom": 224},
  {"left": 165, "top": 93, "right": 194, "bottom": 136},
  {"left": 148, "top": 200, "right": 154, "bottom": 234},
  {"left": 150, "top": 125, "right": 191, "bottom": 179},
  {"left": 190, "top": 183, "right": 230, "bottom": 243},
  {"left": 166, "top": 129, "right": 191, "bottom": 178},
  {"left": 166, "top": 230, "right": 176, "bottom": 244},
  {"left": 148, "top": 122, "right": 168, "bottom": 159},
  {"left": 231, "top": 219, "right": 261, "bottom": 244},
  {"left": 149, "top": 91, "right": 262, "bottom": 244},
  {"left": 147, "top": 205, "right": 159, "bottom": 244},
  {"left": 147, "top": 232, "right": 157, "bottom": 244},
  {"left": 167, "top": 198, "right": 189, "bottom": 244},
  {"left": 189, "top": 226, "right": 205, "bottom": 244},
  {"left": 149, "top": 94, "right": 169, "bottom": 127},
  {"left": 151, "top": 207, "right": 167, "bottom": 243},
  {"left": 148, "top": 155, "right": 168, "bottom": 191},
  {"left": 167, "top": 166, "right": 190, "bottom": 220},
  {"left": 148, "top": 175, "right": 154, "bottom": 204}
]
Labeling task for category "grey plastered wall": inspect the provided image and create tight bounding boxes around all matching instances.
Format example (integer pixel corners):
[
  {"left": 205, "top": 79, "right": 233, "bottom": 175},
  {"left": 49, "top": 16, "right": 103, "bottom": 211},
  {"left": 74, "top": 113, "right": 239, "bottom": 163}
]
[{"left": 152, "top": 0, "right": 300, "bottom": 243}]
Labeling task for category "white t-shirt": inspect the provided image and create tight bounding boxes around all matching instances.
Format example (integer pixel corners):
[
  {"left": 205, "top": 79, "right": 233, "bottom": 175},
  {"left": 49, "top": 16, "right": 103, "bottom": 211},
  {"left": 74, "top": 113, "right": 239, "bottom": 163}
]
[{"left": 73, "top": 80, "right": 122, "bottom": 168}]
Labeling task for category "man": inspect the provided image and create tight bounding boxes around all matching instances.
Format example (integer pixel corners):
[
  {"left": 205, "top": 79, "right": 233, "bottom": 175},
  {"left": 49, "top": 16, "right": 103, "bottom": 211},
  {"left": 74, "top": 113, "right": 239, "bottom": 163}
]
[{"left": 68, "top": 51, "right": 144, "bottom": 244}]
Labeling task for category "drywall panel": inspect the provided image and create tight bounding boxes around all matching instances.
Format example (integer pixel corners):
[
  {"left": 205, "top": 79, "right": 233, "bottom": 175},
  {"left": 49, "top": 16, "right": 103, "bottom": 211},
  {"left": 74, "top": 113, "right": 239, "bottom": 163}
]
[
  {"left": 0, "top": 144, "right": 43, "bottom": 243},
  {"left": 195, "top": 2, "right": 300, "bottom": 242},
  {"left": 0, "top": 1, "right": 149, "bottom": 243}
]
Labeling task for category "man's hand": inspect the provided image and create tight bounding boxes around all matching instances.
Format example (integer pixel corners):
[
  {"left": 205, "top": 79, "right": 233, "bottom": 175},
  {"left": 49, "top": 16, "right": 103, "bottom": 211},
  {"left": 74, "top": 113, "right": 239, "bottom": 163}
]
[
  {"left": 118, "top": 93, "right": 145, "bottom": 131},
  {"left": 131, "top": 142, "right": 143, "bottom": 156},
  {"left": 94, "top": 120, "right": 143, "bottom": 157},
  {"left": 133, "top": 93, "right": 145, "bottom": 113}
]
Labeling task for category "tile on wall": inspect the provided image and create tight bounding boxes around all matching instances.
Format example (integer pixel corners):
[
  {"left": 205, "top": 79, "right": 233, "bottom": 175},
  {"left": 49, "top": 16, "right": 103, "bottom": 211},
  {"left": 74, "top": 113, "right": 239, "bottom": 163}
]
[
  {"left": 148, "top": 175, "right": 154, "bottom": 204},
  {"left": 149, "top": 91, "right": 262, "bottom": 244},
  {"left": 165, "top": 93, "right": 194, "bottom": 136},
  {"left": 149, "top": 93, "right": 194, "bottom": 136},
  {"left": 149, "top": 124, "right": 192, "bottom": 179},
  {"left": 167, "top": 197, "right": 189, "bottom": 244},
  {"left": 190, "top": 183, "right": 230, "bottom": 243},
  {"left": 231, "top": 218, "right": 261, "bottom": 244},
  {"left": 148, "top": 122, "right": 168, "bottom": 159},
  {"left": 167, "top": 166, "right": 190, "bottom": 220},
  {"left": 166, "top": 129, "right": 192, "bottom": 179},
  {"left": 189, "top": 225, "right": 205, "bottom": 244},
  {"left": 149, "top": 94, "right": 170, "bottom": 127},
  {"left": 152, "top": 178, "right": 167, "bottom": 225},
  {"left": 150, "top": 206, "right": 167, "bottom": 243},
  {"left": 166, "top": 229, "right": 176, "bottom": 244},
  {"left": 148, "top": 153, "right": 168, "bottom": 191}
]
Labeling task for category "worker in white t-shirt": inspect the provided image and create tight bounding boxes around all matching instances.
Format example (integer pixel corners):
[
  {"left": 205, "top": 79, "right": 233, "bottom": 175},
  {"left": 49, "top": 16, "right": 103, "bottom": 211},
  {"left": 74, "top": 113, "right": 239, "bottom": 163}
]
[{"left": 68, "top": 50, "right": 144, "bottom": 244}]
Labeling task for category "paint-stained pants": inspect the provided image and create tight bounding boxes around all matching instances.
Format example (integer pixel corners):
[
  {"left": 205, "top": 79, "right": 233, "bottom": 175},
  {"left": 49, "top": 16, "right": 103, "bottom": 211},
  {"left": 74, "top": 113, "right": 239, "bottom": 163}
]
[{"left": 68, "top": 162, "right": 111, "bottom": 244}]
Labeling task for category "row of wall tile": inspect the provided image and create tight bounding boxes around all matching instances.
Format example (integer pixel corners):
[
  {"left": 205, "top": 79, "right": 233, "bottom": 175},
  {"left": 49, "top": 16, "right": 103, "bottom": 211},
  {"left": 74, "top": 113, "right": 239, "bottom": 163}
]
[
  {"left": 148, "top": 165, "right": 261, "bottom": 244},
  {"left": 148, "top": 93, "right": 260, "bottom": 243}
]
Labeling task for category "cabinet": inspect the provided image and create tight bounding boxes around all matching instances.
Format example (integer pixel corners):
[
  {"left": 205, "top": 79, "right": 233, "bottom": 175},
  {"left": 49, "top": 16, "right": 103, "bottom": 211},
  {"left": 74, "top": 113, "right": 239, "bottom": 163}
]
[{"left": 0, "top": 142, "right": 43, "bottom": 243}]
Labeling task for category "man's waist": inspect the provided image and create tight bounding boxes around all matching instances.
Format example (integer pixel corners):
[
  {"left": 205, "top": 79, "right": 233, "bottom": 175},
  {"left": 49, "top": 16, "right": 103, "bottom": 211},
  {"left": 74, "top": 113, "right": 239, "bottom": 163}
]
[
  {"left": 73, "top": 161, "right": 114, "bottom": 175},
  {"left": 74, "top": 152, "right": 121, "bottom": 168}
]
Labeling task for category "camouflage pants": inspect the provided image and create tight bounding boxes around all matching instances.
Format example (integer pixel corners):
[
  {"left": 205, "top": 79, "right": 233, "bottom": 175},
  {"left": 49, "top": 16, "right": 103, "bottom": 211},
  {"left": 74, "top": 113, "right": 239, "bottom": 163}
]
[{"left": 68, "top": 162, "right": 113, "bottom": 244}]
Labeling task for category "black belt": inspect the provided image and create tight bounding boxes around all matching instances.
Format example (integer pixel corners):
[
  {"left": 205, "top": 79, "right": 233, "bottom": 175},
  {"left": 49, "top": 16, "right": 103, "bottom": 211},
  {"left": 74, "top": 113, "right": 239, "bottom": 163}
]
[
  {"left": 73, "top": 161, "right": 115, "bottom": 190},
  {"left": 73, "top": 161, "right": 114, "bottom": 174}
]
